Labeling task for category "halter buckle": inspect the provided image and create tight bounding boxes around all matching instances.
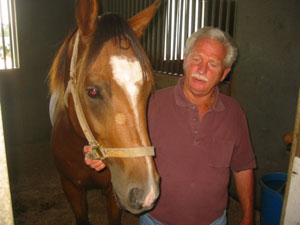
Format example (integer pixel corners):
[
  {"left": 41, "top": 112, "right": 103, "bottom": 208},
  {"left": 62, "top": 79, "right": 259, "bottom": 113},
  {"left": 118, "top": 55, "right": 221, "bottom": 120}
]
[{"left": 86, "top": 144, "right": 106, "bottom": 160}]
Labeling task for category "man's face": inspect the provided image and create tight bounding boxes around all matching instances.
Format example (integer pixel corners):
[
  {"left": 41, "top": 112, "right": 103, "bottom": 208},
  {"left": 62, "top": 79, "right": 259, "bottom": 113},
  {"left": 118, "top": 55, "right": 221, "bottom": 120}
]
[{"left": 183, "top": 38, "right": 231, "bottom": 98}]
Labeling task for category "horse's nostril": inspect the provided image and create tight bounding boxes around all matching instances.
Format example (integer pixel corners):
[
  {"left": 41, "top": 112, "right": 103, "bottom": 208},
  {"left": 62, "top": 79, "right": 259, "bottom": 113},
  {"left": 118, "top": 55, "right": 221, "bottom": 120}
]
[{"left": 129, "top": 187, "right": 144, "bottom": 209}]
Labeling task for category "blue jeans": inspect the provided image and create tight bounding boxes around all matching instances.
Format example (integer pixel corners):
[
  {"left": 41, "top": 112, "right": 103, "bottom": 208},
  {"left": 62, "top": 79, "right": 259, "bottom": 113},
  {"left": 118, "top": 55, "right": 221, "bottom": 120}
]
[
  {"left": 139, "top": 214, "right": 163, "bottom": 225},
  {"left": 139, "top": 211, "right": 227, "bottom": 225}
]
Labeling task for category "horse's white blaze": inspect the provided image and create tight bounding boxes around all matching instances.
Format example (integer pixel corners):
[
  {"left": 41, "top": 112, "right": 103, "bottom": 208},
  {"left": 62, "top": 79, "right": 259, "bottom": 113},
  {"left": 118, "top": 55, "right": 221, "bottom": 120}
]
[
  {"left": 144, "top": 156, "right": 158, "bottom": 206},
  {"left": 110, "top": 56, "right": 144, "bottom": 144},
  {"left": 111, "top": 56, "right": 157, "bottom": 208},
  {"left": 143, "top": 185, "right": 155, "bottom": 208}
]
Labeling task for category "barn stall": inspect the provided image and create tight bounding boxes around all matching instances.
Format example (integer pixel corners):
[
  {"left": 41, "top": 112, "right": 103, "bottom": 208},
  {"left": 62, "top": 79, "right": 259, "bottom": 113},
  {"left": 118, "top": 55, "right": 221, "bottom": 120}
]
[{"left": 0, "top": 0, "right": 300, "bottom": 224}]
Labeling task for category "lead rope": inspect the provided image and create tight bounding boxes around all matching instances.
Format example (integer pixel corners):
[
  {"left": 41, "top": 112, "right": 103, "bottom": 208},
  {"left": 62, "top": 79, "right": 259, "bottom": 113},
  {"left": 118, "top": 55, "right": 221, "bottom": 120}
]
[{"left": 64, "top": 32, "right": 155, "bottom": 160}]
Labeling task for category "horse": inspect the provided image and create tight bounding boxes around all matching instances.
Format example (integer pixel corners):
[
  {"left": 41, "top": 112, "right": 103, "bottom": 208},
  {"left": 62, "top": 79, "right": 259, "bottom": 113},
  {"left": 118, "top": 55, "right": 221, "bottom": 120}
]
[{"left": 48, "top": 0, "right": 160, "bottom": 224}]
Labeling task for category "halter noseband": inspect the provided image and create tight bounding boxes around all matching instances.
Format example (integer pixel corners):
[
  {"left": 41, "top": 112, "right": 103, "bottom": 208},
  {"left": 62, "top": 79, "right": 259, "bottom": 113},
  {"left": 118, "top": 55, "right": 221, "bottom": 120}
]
[{"left": 64, "top": 31, "right": 155, "bottom": 160}]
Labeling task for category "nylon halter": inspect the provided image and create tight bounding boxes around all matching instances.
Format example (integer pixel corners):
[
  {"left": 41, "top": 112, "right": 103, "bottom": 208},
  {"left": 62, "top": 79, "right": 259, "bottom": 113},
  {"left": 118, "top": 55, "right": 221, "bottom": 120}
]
[{"left": 64, "top": 31, "right": 155, "bottom": 160}]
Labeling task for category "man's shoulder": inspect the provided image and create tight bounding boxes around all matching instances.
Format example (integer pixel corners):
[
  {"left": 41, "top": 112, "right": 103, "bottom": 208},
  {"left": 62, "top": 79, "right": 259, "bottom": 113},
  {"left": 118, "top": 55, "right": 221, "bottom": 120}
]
[
  {"left": 219, "top": 93, "right": 244, "bottom": 113},
  {"left": 154, "top": 86, "right": 176, "bottom": 95},
  {"left": 150, "top": 86, "right": 176, "bottom": 102}
]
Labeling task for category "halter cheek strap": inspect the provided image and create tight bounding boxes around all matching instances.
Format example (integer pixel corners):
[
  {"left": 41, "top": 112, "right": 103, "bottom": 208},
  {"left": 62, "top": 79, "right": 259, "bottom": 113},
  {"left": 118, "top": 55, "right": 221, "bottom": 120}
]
[{"left": 64, "top": 31, "right": 155, "bottom": 160}]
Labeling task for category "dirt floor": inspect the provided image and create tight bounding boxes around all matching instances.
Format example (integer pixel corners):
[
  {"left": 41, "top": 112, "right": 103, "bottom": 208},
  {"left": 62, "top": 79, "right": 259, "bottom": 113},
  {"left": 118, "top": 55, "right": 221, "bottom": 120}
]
[{"left": 8, "top": 142, "right": 260, "bottom": 225}]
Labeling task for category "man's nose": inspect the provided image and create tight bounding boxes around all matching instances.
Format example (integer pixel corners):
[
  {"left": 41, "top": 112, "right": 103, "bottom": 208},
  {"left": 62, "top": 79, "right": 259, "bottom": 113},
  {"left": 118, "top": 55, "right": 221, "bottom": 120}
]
[{"left": 198, "top": 62, "right": 207, "bottom": 74}]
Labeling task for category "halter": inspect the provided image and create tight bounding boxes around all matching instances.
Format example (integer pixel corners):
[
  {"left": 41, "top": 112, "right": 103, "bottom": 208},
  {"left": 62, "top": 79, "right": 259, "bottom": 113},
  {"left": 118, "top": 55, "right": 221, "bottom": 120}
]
[{"left": 64, "top": 31, "right": 155, "bottom": 160}]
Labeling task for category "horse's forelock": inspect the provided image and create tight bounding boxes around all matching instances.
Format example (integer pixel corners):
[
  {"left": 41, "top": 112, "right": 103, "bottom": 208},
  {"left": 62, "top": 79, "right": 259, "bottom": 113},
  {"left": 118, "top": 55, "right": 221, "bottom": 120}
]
[{"left": 82, "top": 13, "right": 154, "bottom": 87}]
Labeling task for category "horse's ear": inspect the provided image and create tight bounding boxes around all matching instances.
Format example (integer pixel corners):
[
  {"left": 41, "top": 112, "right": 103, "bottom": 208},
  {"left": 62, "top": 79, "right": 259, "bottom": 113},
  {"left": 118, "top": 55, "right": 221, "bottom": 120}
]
[
  {"left": 128, "top": 0, "right": 160, "bottom": 38},
  {"left": 75, "top": 0, "right": 98, "bottom": 37}
]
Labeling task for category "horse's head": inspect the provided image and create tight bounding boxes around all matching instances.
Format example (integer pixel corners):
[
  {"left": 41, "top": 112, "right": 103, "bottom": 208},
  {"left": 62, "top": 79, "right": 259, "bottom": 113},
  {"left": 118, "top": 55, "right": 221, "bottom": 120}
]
[{"left": 50, "top": 0, "right": 160, "bottom": 214}]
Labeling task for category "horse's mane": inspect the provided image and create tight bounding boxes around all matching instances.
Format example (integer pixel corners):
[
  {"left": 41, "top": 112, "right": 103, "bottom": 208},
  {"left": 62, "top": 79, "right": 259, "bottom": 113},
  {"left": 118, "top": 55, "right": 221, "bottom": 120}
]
[{"left": 48, "top": 13, "right": 154, "bottom": 110}]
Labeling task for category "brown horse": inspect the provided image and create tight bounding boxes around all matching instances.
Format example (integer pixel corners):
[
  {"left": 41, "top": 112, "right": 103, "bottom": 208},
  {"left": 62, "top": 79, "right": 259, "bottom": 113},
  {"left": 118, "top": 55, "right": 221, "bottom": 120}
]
[{"left": 48, "top": 0, "right": 160, "bottom": 224}]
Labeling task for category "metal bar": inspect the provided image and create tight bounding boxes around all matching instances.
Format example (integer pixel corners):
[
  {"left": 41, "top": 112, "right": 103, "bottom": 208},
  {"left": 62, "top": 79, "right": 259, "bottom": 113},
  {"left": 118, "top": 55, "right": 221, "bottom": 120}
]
[
  {"left": 218, "top": 0, "right": 224, "bottom": 29},
  {"left": 198, "top": 0, "right": 207, "bottom": 29},
  {"left": 163, "top": 0, "right": 170, "bottom": 73},
  {"left": 127, "top": 0, "right": 131, "bottom": 18},
  {"left": 174, "top": 0, "right": 183, "bottom": 75},
  {"left": 156, "top": 0, "right": 166, "bottom": 72},
  {"left": 166, "top": 0, "right": 175, "bottom": 73},
  {"left": 146, "top": 0, "right": 152, "bottom": 62},
  {"left": 134, "top": 0, "right": 138, "bottom": 16},
  {"left": 7, "top": 0, "right": 14, "bottom": 68},
  {"left": 0, "top": 2, "right": 4, "bottom": 69},
  {"left": 204, "top": 0, "right": 211, "bottom": 27},
  {"left": 179, "top": 0, "right": 187, "bottom": 75},
  {"left": 225, "top": 0, "right": 231, "bottom": 33},
  {"left": 161, "top": 0, "right": 168, "bottom": 73},
  {"left": 141, "top": 0, "right": 147, "bottom": 51},
  {"left": 125, "top": 0, "right": 128, "bottom": 18},
  {"left": 106, "top": 0, "right": 110, "bottom": 12},
  {"left": 141, "top": 0, "right": 147, "bottom": 52},
  {"left": 131, "top": 0, "right": 135, "bottom": 16},
  {"left": 177, "top": 0, "right": 183, "bottom": 60},
  {"left": 137, "top": 0, "right": 141, "bottom": 14},
  {"left": 179, "top": 0, "right": 189, "bottom": 75},
  {"left": 180, "top": 0, "right": 186, "bottom": 60},
  {"left": 120, "top": 0, "right": 123, "bottom": 17},
  {"left": 121, "top": 0, "right": 125, "bottom": 17},
  {"left": 109, "top": 0, "right": 113, "bottom": 12},
  {"left": 8, "top": 0, "right": 18, "bottom": 68},
  {"left": 116, "top": 0, "right": 120, "bottom": 14},
  {"left": 0, "top": 0, "right": 7, "bottom": 69},
  {"left": 115, "top": 0, "right": 118, "bottom": 12},
  {"left": 187, "top": 0, "right": 193, "bottom": 36},
  {"left": 232, "top": 0, "right": 237, "bottom": 38},
  {"left": 150, "top": 0, "right": 159, "bottom": 69},
  {"left": 198, "top": 0, "right": 203, "bottom": 29},
  {"left": 210, "top": 0, "right": 217, "bottom": 27},
  {"left": 125, "top": 0, "right": 129, "bottom": 19},
  {"left": 191, "top": 0, "right": 198, "bottom": 34},
  {"left": 107, "top": 0, "right": 111, "bottom": 12},
  {"left": 184, "top": 0, "right": 190, "bottom": 45},
  {"left": 111, "top": 0, "right": 115, "bottom": 12},
  {"left": 151, "top": 0, "right": 159, "bottom": 71},
  {"left": 169, "top": 0, "right": 178, "bottom": 74}
]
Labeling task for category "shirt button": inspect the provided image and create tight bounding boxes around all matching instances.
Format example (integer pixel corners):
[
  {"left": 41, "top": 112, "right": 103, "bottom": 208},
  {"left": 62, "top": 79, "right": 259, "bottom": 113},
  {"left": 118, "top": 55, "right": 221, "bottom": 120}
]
[
  {"left": 194, "top": 130, "right": 198, "bottom": 134},
  {"left": 193, "top": 117, "right": 198, "bottom": 121},
  {"left": 190, "top": 106, "right": 195, "bottom": 110}
]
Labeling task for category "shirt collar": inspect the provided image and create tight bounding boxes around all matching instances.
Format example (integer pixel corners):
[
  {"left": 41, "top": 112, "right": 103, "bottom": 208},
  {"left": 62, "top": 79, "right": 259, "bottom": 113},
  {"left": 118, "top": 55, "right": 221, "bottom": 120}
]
[{"left": 174, "top": 76, "right": 225, "bottom": 112}]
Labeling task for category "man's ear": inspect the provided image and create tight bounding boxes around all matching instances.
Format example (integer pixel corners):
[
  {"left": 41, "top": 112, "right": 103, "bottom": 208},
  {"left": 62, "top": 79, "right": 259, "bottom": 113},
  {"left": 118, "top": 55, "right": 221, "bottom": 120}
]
[{"left": 221, "top": 68, "right": 231, "bottom": 81}]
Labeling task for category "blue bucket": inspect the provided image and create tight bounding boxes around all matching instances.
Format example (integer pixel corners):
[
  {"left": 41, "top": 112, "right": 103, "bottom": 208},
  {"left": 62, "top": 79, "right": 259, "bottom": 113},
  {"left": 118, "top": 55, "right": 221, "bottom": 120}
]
[{"left": 260, "top": 172, "right": 287, "bottom": 225}]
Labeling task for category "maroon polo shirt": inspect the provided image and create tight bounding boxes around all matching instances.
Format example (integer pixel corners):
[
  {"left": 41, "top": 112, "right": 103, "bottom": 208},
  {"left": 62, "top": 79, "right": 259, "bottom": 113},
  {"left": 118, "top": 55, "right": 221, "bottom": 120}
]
[{"left": 148, "top": 77, "right": 256, "bottom": 225}]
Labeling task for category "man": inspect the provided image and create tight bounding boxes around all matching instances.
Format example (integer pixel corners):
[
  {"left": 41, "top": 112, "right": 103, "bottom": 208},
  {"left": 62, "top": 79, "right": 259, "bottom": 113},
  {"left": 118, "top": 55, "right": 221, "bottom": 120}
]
[{"left": 84, "top": 27, "right": 256, "bottom": 225}]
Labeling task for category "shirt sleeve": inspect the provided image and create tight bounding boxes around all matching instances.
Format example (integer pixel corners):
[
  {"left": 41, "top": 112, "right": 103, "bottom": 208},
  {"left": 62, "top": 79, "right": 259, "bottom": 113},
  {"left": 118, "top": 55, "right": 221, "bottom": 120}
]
[{"left": 230, "top": 107, "right": 257, "bottom": 172}]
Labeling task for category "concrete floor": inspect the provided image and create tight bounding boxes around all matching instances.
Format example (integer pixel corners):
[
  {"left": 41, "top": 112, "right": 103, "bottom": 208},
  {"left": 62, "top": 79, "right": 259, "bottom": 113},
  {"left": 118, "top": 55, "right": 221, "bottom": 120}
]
[{"left": 8, "top": 142, "right": 260, "bottom": 225}]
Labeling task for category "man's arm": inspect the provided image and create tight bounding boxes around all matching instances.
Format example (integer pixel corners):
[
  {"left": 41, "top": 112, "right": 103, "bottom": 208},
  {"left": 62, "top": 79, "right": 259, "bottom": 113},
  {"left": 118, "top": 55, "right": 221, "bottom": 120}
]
[{"left": 233, "top": 169, "right": 255, "bottom": 225}]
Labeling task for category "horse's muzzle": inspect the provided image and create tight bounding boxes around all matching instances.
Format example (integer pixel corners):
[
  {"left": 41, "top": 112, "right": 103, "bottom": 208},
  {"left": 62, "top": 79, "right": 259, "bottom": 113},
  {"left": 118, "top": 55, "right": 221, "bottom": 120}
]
[
  {"left": 128, "top": 187, "right": 144, "bottom": 209},
  {"left": 128, "top": 185, "right": 157, "bottom": 211}
]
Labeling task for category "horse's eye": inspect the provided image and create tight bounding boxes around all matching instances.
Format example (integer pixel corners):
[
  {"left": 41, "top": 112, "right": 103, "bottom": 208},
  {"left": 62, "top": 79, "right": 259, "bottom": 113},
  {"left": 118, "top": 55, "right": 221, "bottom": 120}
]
[{"left": 86, "top": 87, "right": 101, "bottom": 99}]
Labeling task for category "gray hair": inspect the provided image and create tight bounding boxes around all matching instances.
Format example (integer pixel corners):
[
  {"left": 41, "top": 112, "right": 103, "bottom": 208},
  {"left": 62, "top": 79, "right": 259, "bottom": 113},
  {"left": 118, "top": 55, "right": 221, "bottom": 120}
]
[{"left": 184, "top": 27, "right": 238, "bottom": 68}]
